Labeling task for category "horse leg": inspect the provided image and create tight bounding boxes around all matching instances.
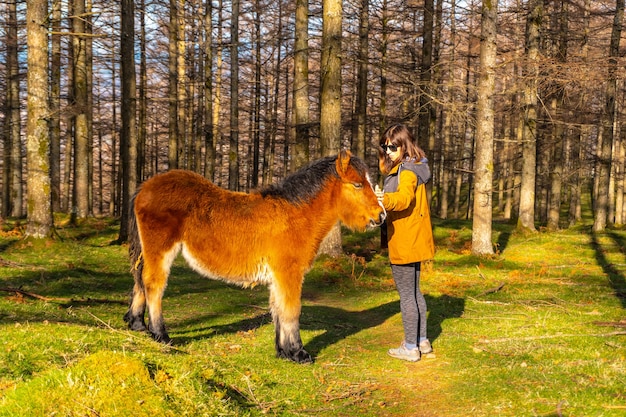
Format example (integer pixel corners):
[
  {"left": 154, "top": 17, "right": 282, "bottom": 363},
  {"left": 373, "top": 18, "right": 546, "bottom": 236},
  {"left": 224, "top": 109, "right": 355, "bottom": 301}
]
[
  {"left": 123, "top": 280, "right": 147, "bottom": 331},
  {"left": 269, "top": 277, "right": 312, "bottom": 363},
  {"left": 142, "top": 247, "right": 178, "bottom": 344}
]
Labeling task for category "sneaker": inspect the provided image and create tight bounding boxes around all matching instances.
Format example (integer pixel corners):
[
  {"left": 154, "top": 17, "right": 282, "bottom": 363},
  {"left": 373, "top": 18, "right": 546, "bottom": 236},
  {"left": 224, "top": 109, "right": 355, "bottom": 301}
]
[
  {"left": 387, "top": 342, "right": 421, "bottom": 362},
  {"left": 419, "top": 340, "right": 433, "bottom": 354}
]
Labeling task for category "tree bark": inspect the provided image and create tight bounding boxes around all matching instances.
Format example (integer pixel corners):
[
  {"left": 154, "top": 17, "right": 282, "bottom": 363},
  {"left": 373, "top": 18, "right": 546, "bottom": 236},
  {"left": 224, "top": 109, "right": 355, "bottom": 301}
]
[
  {"left": 72, "top": 0, "right": 90, "bottom": 220},
  {"left": 471, "top": 0, "right": 497, "bottom": 256},
  {"left": 138, "top": 0, "right": 147, "bottom": 181},
  {"left": 251, "top": 0, "right": 261, "bottom": 187},
  {"left": 208, "top": 0, "right": 224, "bottom": 184},
  {"left": 118, "top": 0, "right": 138, "bottom": 242},
  {"left": 418, "top": 0, "right": 434, "bottom": 152},
  {"left": 177, "top": 0, "right": 187, "bottom": 169},
  {"left": 229, "top": 0, "right": 240, "bottom": 190},
  {"left": 293, "top": 0, "right": 310, "bottom": 171},
  {"left": 352, "top": 0, "right": 369, "bottom": 161},
  {"left": 319, "top": 0, "right": 343, "bottom": 257},
  {"left": 4, "top": 0, "right": 22, "bottom": 218},
  {"left": 50, "top": 0, "right": 62, "bottom": 214},
  {"left": 593, "top": 0, "right": 624, "bottom": 231},
  {"left": 168, "top": 0, "right": 179, "bottom": 170},
  {"left": 25, "top": 0, "right": 53, "bottom": 238},
  {"left": 379, "top": 0, "right": 389, "bottom": 132},
  {"left": 517, "top": 0, "right": 542, "bottom": 232},
  {"left": 440, "top": 0, "right": 457, "bottom": 219}
]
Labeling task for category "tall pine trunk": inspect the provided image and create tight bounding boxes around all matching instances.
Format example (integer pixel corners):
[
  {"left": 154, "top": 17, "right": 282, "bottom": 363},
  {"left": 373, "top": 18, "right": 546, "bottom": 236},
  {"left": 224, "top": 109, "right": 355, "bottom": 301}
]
[
  {"left": 319, "top": 0, "right": 343, "bottom": 257},
  {"left": 118, "top": 0, "right": 138, "bottom": 242},
  {"left": 5, "top": 0, "right": 22, "bottom": 218},
  {"left": 593, "top": 0, "right": 624, "bottom": 231},
  {"left": 25, "top": 0, "right": 52, "bottom": 238},
  {"left": 72, "top": 0, "right": 90, "bottom": 220},
  {"left": 293, "top": 0, "right": 310, "bottom": 171},
  {"left": 471, "top": 0, "right": 497, "bottom": 256},
  {"left": 50, "top": 0, "right": 62, "bottom": 213},
  {"left": 517, "top": 0, "right": 542, "bottom": 232},
  {"left": 228, "top": 0, "right": 240, "bottom": 190},
  {"left": 168, "top": 0, "right": 179, "bottom": 169},
  {"left": 352, "top": 0, "right": 369, "bottom": 161}
]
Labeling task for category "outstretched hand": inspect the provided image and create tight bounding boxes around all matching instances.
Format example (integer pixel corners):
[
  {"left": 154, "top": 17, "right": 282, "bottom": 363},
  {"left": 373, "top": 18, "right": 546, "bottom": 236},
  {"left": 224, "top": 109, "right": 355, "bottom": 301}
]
[{"left": 374, "top": 185, "right": 384, "bottom": 203}]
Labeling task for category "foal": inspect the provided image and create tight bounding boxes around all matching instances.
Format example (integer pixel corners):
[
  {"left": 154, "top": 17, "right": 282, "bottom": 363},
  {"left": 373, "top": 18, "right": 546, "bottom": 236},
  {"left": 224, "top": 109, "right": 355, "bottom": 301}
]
[{"left": 124, "top": 150, "right": 385, "bottom": 363}]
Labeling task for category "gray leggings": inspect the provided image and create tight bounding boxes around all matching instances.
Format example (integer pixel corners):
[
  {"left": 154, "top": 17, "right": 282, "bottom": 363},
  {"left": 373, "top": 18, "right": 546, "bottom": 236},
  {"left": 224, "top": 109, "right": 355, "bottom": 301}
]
[{"left": 391, "top": 262, "right": 427, "bottom": 345}]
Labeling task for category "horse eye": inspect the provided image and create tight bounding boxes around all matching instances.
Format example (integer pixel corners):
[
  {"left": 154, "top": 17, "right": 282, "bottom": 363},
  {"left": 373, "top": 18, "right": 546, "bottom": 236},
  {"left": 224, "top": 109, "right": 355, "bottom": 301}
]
[{"left": 352, "top": 183, "right": 363, "bottom": 189}]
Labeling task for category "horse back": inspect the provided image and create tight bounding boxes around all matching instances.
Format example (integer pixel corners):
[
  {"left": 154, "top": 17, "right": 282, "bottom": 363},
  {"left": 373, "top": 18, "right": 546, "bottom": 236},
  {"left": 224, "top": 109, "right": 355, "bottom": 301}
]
[{"left": 134, "top": 170, "right": 301, "bottom": 280}]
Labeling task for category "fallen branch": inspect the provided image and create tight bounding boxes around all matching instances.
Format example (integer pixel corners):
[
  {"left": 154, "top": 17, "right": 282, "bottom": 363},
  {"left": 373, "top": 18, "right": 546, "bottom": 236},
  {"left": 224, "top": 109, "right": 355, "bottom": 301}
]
[
  {"left": 0, "top": 287, "right": 125, "bottom": 305},
  {"left": 0, "top": 257, "right": 24, "bottom": 268},
  {"left": 477, "top": 282, "right": 505, "bottom": 296}
]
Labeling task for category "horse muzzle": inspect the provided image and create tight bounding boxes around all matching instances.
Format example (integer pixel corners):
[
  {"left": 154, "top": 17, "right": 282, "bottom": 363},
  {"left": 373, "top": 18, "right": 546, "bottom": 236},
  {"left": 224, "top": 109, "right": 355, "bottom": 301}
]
[{"left": 370, "top": 205, "right": 387, "bottom": 228}]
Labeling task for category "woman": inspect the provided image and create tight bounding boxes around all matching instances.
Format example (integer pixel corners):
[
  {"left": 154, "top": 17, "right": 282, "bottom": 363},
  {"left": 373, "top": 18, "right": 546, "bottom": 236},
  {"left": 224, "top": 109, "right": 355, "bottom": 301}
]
[{"left": 376, "top": 124, "right": 435, "bottom": 362}]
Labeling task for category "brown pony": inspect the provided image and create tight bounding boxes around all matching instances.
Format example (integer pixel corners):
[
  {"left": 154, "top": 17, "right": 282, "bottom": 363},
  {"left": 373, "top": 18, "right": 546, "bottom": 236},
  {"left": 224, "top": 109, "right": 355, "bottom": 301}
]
[{"left": 124, "top": 151, "right": 386, "bottom": 363}]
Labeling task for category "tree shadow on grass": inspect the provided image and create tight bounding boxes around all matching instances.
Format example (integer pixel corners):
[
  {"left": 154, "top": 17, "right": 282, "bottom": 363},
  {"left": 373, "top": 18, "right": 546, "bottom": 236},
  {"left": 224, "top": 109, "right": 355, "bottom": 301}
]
[
  {"left": 590, "top": 230, "right": 626, "bottom": 309},
  {"left": 172, "top": 294, "right": 465, "bottom": 361},
  {"left": 302, "top": 294, "right": 464, "bottom": 357}
]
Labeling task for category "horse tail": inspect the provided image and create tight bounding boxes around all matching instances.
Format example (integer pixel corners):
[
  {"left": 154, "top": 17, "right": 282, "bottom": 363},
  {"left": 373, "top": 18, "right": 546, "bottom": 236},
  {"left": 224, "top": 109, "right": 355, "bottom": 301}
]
[{"left": 128, "top": 192, "right": 144, "bottom": 290}]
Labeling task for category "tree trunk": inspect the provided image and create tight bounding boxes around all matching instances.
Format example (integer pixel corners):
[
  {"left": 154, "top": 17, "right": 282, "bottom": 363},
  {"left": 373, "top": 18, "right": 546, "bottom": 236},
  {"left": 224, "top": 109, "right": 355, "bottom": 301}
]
[
  {"left": 213, "top": 0, "right": 224, "bottom": 185},
  {"left": 203, "top": 0, "right": 215, "bottom": 180},
  {"left": 517, "top": 0, "right": 542, "bottom": 232},
  {"left": 138, "top": 0, "right": 147, "bottom": 181},
  {"left": 252, "top": 0, "right": 262, "bottom": 187},
  {"left": 352, "top": 0, "right": 369, "bottom": 161},
  {"left": 546, "top": 1, "right": 568, "bottom": 231},
  {"left": 319, "top": 0, "right": 343, "bottom": 257},
  {"left": 229, "top": 0, "right": 240, "bottom": 190},
  {"left": 50, "top": 0, "right": 62, "bottom": 213},
  {"left": 379, "top": 0, "right": 389, "bottom": 132},
  {"left": 72, "top": 0, "right": 90, "bottom": 220},
  {"left": 615, "top": 81, "right": 625, "bottom": 225},
  {"left": 118, "top": 0, "right": 138, "bottom": 242},
  {"left": 177, "top": 0, "right": 187, "bottom": 168},
  {"left": 293, "top": 0, "right": 310, "bottom": 171},
  {"left": 25, "top": 0, "right": 52, "bottom": 238},
  {"left": 86, "top": 0, "right": 94, "bottom": 216},
  {"left": 168, "top": 0, "right": 179, "bottom": 169},
  {"left": 5, "top": 0, "right": 22, "bottom": 218},
  {"left": 263, "top": 2, "right": 283, "bottom": 187},
  {"left": 593, "top": 0, "right": 624, "bottom": 231},
  {"left": 471, "top": 0, "right": 497, "bottom": 256},
  {"left": 418, "top": 0, "right": 434, "bottom": 151},
  {"left": 439, "top": 0, "right": 456, "bottom": 220}
]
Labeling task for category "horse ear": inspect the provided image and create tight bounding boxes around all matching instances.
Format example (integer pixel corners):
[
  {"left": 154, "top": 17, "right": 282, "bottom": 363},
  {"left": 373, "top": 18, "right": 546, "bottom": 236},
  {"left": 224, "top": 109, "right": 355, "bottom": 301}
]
[{"left": 337, "top": 149, "right": 352, "bottom": 175}]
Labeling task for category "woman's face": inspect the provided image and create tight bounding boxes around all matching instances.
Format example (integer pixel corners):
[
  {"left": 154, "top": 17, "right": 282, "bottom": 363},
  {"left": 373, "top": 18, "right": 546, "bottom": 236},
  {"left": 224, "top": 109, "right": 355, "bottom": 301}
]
[{"left": 382, "top": 141, "right": 402, "bottom": 163}]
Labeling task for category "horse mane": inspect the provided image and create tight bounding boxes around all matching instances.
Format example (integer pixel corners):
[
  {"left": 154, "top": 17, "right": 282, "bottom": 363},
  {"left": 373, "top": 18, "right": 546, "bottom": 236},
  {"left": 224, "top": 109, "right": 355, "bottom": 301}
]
[{"left": 259, "top": 154, "right": 369, "bottom": 204}]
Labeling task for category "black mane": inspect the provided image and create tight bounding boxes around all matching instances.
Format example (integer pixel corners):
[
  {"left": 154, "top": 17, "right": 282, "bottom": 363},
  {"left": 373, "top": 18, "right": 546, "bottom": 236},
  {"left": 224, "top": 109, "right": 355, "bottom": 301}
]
[{"left": 259, "top": 155, "right": 369, "bottom": 204}]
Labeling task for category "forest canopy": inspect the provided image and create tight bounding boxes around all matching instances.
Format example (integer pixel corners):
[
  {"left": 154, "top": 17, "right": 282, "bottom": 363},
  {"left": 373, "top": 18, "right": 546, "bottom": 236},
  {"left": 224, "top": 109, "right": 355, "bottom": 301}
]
[{"left": 0, "top": 0, "right": 625, "bottom": 244}]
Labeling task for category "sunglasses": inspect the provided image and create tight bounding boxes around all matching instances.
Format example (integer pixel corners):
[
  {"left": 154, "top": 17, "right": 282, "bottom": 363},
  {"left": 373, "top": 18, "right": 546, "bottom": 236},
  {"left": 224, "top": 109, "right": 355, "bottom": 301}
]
[{"left": 380, "top": 144, "right": 398, "bottom": 152}]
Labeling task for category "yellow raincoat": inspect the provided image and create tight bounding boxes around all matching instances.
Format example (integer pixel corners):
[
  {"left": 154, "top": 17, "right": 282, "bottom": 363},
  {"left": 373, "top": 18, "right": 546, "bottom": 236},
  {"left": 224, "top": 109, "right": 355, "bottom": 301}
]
[{"left": 382, "top": 160, "right": 435, "bottom": 264}]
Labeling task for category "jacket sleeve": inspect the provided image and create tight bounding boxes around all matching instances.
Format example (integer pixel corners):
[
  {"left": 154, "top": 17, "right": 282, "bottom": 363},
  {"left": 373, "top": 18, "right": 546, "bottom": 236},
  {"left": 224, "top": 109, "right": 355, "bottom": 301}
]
[{"left": 382, "top": 170, "right": 417, "bottom": 211}]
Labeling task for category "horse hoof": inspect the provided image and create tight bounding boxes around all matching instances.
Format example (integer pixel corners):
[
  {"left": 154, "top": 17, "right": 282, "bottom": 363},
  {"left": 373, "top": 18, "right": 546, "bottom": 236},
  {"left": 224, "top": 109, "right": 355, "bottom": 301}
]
[
  {"left": 123, "top": 312, "right": 148, "bottom": 332},
  {"left": 152, "top": 333, "right": 172, "bottom": 345},
  {"left": 130, "top": 322, "right": 147, "bottom": 332},
  {"left": 295, "top": 350, "right": 313, "bottom": 364},
  {"left": 278, "top": 348, "right": 313, "bottom": 364}
]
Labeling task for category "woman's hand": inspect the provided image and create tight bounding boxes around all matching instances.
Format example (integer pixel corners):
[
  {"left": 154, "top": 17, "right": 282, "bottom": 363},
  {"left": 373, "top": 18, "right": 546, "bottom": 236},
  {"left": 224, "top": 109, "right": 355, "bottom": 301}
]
[{"left": 374, "top": 185, "right": 384, "bottom": 203}]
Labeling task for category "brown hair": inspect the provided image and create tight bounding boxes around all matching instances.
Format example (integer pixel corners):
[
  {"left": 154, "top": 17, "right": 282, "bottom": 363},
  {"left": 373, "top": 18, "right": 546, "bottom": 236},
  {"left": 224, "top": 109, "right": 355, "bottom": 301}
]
[{"left": 377, "top": 124, "right": 426, "bottom": 174}]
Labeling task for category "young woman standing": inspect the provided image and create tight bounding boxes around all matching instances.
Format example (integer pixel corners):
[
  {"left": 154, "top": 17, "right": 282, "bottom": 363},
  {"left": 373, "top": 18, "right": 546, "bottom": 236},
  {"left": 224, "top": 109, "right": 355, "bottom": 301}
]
[{"left": 375, "top": 124, "right": 435, "bottom": 362}]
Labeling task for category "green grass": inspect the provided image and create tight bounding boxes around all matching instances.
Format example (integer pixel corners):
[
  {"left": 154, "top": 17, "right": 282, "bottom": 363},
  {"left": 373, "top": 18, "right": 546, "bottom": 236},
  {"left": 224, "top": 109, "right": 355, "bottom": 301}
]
[{"left": 0, "top": 215, "right": 625, "bottom": 416}]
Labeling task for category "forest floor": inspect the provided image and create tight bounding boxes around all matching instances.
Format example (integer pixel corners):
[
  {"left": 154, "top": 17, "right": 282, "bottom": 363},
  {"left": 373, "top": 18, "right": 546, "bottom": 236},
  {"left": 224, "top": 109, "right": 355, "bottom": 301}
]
[{"left": 0, "top": 215, "right": 625, "bottom": 416}]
